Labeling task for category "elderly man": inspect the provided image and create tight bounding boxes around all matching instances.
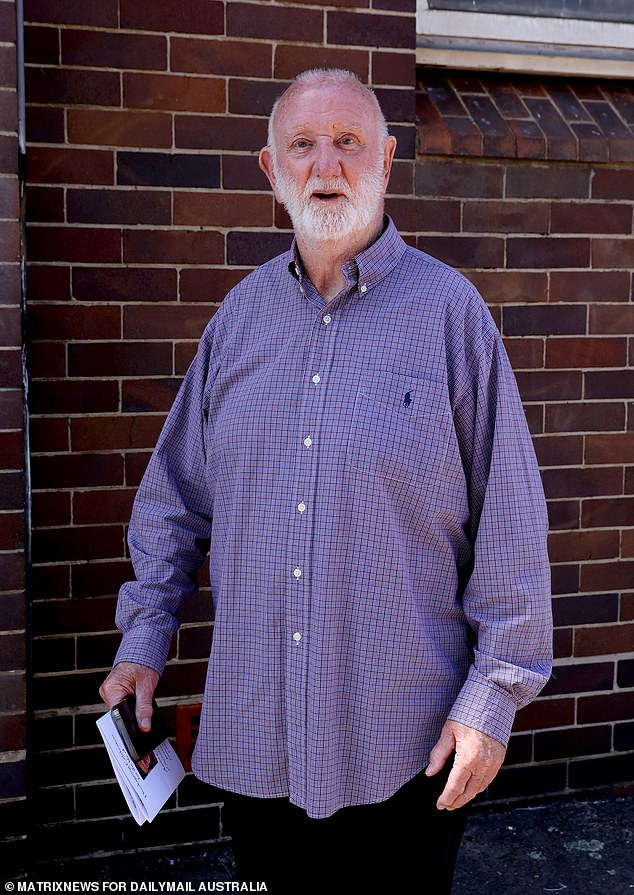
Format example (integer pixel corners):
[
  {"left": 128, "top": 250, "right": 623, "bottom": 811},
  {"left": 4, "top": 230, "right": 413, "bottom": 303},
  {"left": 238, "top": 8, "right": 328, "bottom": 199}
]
[{"left": 100, "top": 69, "right": 552, "bottom": 893}]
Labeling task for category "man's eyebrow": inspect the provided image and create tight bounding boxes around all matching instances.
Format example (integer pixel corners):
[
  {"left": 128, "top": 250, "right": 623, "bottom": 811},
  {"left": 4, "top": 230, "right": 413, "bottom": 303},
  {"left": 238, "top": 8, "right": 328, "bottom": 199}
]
[{"left": 283, "top": 122, "right": 367, "bottom": 137}]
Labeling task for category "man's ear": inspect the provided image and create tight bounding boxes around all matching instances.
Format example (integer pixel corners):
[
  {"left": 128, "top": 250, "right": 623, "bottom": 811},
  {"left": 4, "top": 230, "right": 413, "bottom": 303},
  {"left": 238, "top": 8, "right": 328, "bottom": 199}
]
[
  {"left": 382, "top": 135, "right": 397, "bottom": 189},
  {"left": 259, "top": 146, "right": 280, "bottom": 200}
]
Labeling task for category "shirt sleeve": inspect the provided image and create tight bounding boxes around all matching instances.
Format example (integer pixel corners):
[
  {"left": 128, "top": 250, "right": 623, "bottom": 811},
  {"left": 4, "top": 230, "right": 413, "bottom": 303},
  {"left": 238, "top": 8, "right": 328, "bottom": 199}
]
[
  {"left": 446, "top": 297, "right": 553, "bottom": 746},
  {"left": 113, "top": 317, "right": 220, "bottom": 676}
]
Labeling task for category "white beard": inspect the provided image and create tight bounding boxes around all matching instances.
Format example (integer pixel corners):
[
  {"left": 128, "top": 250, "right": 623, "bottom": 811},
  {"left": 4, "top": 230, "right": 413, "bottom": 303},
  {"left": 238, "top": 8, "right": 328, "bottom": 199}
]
[{"left": 273, "top": 154, "right": 386, "bottom": 242}]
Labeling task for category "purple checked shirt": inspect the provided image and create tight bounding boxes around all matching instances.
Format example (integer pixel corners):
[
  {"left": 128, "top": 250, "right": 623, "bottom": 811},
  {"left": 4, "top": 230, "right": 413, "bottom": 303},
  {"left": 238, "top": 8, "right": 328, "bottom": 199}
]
[{"left": 115, "top": 217, "right": 552, "bottom": 818}]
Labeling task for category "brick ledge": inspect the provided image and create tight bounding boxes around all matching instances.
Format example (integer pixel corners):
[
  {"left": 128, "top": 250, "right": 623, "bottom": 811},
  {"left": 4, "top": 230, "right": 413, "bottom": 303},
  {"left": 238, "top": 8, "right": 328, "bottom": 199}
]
[{"left": 416, "top": 70, "right": 634, "bottom": 163}]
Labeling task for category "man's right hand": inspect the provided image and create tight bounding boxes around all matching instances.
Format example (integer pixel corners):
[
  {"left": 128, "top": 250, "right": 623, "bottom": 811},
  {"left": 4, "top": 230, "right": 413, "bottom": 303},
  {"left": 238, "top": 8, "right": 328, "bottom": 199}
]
[{"left": 99, "top": 661, "right": 160, "bottom": 732}]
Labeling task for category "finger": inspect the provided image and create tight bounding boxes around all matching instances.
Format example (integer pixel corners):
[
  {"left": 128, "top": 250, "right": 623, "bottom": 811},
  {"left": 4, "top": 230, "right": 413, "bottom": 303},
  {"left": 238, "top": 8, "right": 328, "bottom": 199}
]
[
  {"left": 425, "top": 725, "right": 455, "bottom": 777},
  {"left": 436, "top": 764, "right": 472, "bottom": 810},
  {"left": 135, "top": 681, "right": 155, "bottom": 732}
]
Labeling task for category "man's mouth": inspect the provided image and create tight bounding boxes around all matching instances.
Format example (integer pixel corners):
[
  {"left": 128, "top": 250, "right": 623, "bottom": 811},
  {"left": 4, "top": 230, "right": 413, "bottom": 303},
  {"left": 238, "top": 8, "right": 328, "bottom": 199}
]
[{"left": 312, "top": 191, "right": 344, "bottom": 201}]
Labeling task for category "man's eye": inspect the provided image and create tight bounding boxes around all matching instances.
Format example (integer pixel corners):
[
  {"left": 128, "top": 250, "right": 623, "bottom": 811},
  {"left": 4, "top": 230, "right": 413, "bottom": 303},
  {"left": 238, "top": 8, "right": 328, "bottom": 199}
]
[{"left": 292, "top": 140, "right": 310, "bottom": 150}]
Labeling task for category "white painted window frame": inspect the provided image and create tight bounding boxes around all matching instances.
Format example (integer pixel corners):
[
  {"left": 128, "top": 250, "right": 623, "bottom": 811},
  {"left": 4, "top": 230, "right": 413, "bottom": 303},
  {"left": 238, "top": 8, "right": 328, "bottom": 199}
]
[{"left": 417, "top": 1, "right": 634, "bottom": 78}]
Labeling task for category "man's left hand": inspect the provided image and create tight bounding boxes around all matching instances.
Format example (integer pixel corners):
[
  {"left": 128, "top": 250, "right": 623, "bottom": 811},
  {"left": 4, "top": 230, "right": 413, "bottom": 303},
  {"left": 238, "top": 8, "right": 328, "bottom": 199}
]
[{"left": 425, "top": 719, "right": 506, "bottom": 811}]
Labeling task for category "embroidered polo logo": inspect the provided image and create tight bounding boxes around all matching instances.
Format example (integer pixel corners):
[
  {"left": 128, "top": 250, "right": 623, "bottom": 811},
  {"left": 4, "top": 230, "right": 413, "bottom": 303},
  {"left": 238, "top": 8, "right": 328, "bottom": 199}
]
[{"left": 403, "top": 391, "right": 412, "bottom": 408}]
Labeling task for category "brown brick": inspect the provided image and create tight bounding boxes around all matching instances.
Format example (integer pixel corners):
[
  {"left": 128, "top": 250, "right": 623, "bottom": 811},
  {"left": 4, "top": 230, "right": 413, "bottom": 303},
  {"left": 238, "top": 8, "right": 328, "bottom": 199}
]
[
  {"left": 585, "top": 433, "right": 634, "bottom": 465},
  {"left": 175, "top": 114, "right": 268, "bottom": 152},
  {"left": 61, "top": 29, "right": 166, "bottom": 70},
  {"left": 26, "top": 264, "right": 71, "bottom": 302},
  {"left": 542, "top": 466, "right": 623, "bottom": 500},
  {"left": 24, "top": 24, "right": 59, "bottom": 65},
  {"left": 506, "top": 164, "right": 590, "bottom": 199},
  {"left": 173, "top": 192, "right": 272, "bottom": 228},
  {"left": 593, "top": 238, "right": 634, "bottom": 268},
  {"left": 0, "top": 348, "right": 22, "bottom": 390},
  {"left": 623, "top": 530, "right": 634, "bottom": 559},
  {"left": 535, "top": 725, "right": 611, "bottom": 761},
  {"left": 31, "top": 453, "right": 123, "bottom": 490},
  {"left": 29, "top": 418, "right": 68, "bottom": 454},
  {"left": 550, "top": 270, "right": 630, "bottom": 303},
  {"left": 582, "top": 497, "right": 634, "bottom": 529},
  {"left": 546, "top": 337, "right": 626, "bottom": 369},
  {"left": 553, "top": 593, "right": 618, "bottom": 627},
  {"left": 0, "top": 307, "right": 20, "bottom": 346},
  {"left": 533, "top": 434, "right": 582, "bottom": 467},
  {"left": 545, "top": 401, "right": 625, "bottom": 434},
  {"left": 515, "top": 370, "right": 581, "bottom": 402},
  {"left": 328, "top": 9, "right": 410, "bottom": 48},
  {"left": 416, "top": 160, "right": 503, "bottom": 199},
  {"left": 123, "top": 229, "right": 223, "bottom": 265},
  {"left": 71, "top": 559, "right": 131, "bottom": 599},
  {"left": 171, "top": 37, "right": 271, "bottom": 78},
  {"left": 0, "top": 390, "right": 23, "bottom": 430},
  {"left": 179, "top": 269, "right": 247, "bottom": 303},
  {"left": 73, "top": 267, "right": 176, "bottom": 303},
  {"left": 33, "top": 524, "right": 125, "bottom": 564},
  {"left": 578, "top": 691, "right": 634, "bottom": 725},
  {"left": 175, "top": 342, "right": 198, "bottom": 374},
  {"left": 0, "top": 513, "right": 24, "bottom": 552},
  {"left": 554, "top": 627, "right": 572, "bottom": 657},
  {"left": 32, "top": 636, "right": 75, "bottom": 674},
  {"left": 67, "top": 189, "right": 171, "bottom": 226},
  {"left": 463, "top": 200, "right": 548, "bottom": 234},
  {"left": 25, "top": 185, "right": 63, "bottom": 223},
  {"left": 549, "top": 530, "right": 619, "bottom": 564},
  {"left": 547, "top": 498, "right": 579, "bottom": 531},
  {"left": 503, "top": 338, "right": 544, "bottom": 370},
  {"left": 228, "top": 78, "right": 286, "bottom": 117},
  {"left": 0, "top": 713, "right": 26, "bottom": 752},
  {"left": 581, "top": 562, "right": 634, "bottom": 593},
  {"left": 26, "top": 66, "right": 120, "bottom": 107},
  {"left": 468, "top": 270, "right": 547, "bottom": 305},
  {"left": 29, "top": 379, "right": 119, "bottom": 414},
  {"left": 25, "top": 106, "right": 64, "bottom": 144},
  {"left": 551, "top": 202, "right": 632, "bottom": 234},
  {"left": 585, "top": 370, "right": 634, "bottom": 399},
  {"left": 0, "top": 471, "right": 24, "bottom": 511},
  {"left": 275, "top": 44, "right": 369, "bottom": 82},
  {"left": 32, "top": 491, "right": 71, "bottom": 528},
  {"left": 123, "top": 73, "right": 225, "bottom": 113},
  {"left": 71, "top": 416, "right": 164, "bottom": 452},
  {"left": 122, "top": 379, "right": 181, "bottom": 413},
  {"left": 120, "top": 0, "right": 223, "bottom": 34},
  {"left": 384, "top": 198, "right": 460, "bottom": 233},
  {"left": 227, "top": 3, "right": 322, "bottom": 41},
  {"left": 513, "top": 697, "right": 574, "bottom": 732},
  {"left": 0, "top": 431, "right": 24, "bottom": 470},
  {"left": 590, "top": 305, "right": 634, "bottom": 335},
  {"left": 592, "top": 168, "right": 634, "bottom": 200},
  {"left": 524, "top": 97, "right": 577, "bottom": 160},
  {"left": 29, "top": 304, "right": 120, "bottom": 341},
  {"left": 123, "top": 305, "right": 212, "bottom": 341},
  {"left": 28, "top": 225, "right": 121, "bottom": 263},
  {"left": 221, "top": 154, "right": 270, "bottom": 191},
  {"left": 0, "top": 672, "right": 25, "bottom": 713},
  {"left": 0, "top": 553, "right": 24, "bottom": 592},
  {"left": 117, "top": 152, "right": 220, "bottom": 189},
  {"left": 68, "top": 109, "right": 172, "bottom": 150},
  {"left": 543, "top": 661, "right": 614, "bottom": 697},
  {"left": 68, "top": 342, "right": 172, "bottom": 378},
  {"left": 73, "top": 488, "right": 137, "bottom": 525},
  {"left": 226, "top": 231, "right": 292, "bottom": 267},
  {"left": 507, "top": 237, "right": 590, "bottom": 269},
  {"left": 0, "top": 221, "right": 20, "bottom": 263},
  {"left": 418, "top": 235, "right": 503, "bottom": 269},
  {"left": 24, "top": 0, "right": 118, "bottom": 26},
  {"left": 504, "top": 305, "right": 585, "bottom": 337}
]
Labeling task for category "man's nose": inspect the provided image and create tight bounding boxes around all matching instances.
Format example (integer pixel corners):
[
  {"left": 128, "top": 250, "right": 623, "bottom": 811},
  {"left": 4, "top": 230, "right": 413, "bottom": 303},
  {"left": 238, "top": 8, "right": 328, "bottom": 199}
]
[{"left": 312, "top": 141, "right": 341, "bottom": 178}]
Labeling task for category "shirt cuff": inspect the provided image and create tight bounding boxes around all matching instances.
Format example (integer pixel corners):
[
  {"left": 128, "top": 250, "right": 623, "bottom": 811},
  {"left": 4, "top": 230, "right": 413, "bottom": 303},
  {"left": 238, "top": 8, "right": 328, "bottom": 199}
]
[
  {"left": 113, "top": 625, "right": 173, "bottom": 677},
  {"left": 446, "top": 666, "right": 518, "bottom": 747}
]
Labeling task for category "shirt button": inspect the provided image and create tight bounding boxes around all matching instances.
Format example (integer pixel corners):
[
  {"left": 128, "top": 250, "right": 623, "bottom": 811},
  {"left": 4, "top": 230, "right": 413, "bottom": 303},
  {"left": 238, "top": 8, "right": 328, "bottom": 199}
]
[
  {"left": 293, "top": 568, "right": 302, "bottom": 579},
  {"left": 303, "top": 436, "right": 313, "bottom": 448},
  {"left": 312, "top": 374, "right": 321, "bottom": 385},
  {"left": 297, "top": 502, "right": 306, "bottom": 513},
  {"left": 293, "top": 632, "right": 302, "bottom": 643},
  {"left": 323, "top": 314, "right": 332, "bottom": 325},
  {"left": 360, "top": 283, "right": 367, "bottom": 293}
]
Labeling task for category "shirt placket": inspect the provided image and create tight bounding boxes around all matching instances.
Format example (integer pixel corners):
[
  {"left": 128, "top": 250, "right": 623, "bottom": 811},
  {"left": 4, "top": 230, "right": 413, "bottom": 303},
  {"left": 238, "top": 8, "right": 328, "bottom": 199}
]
[{"left": 285, "top": 290, "right": 340, "bottom": 808}]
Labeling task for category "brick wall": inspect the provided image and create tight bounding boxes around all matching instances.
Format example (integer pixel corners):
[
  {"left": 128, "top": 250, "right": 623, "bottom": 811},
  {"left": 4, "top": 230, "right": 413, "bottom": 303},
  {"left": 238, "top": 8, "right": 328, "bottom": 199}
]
[
  {"left": 0, "top": 0, "right": 27, "bottom": 874},
  {"left": 21, "top": 0, "right": 417, "bottom": 866},
  {"left": 416, "top": 71, "right": 634, "bottom": 804}
]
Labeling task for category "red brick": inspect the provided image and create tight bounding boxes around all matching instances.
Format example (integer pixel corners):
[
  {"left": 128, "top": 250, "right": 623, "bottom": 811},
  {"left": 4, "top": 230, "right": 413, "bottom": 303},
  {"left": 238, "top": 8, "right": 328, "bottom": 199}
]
[
  {"left": 123, "top": 305, "right": 212, "bottom": 341},
  {"left": 73, "top": 267, "right": 176, "bottom": 304},
  {"left": 227, "top": 3, "right": 322, "bottom": 41},
  {"left": 581, "top": 562, "right": 634, "bottom": 593},
  {"left": 73, "top": 488, "right": 137, "bottom": 525},
  {"left": 550, "top": 270, "right": 630, "bottom": 303},
  {"left": 175, "top": 342, "right": 197, "bottom": 375},
  {"left": 523, "top": 97, "right": 577, "bottom": 160},
  {"left": 585, "top": 433, "right": 634, "bottom": 465},
  {"left": 61, "top": 29, "right": 166, "bottom": 70},
  {"left": 179, "top": 269, "right": 247, "bottom": 303},
  {"left": 29, "top": 379, "right": 118, "bottom": 414},
  {"left": 549, "top": 530, "right": 619, "bottom": 564},
  {"left": 28, "top": 342, "right": 66, "bottom": 380},
  {"left": 31, "top": 453, "right": 123, "bottom": 490},
  {"left": 0, "top": 714, "right": 26, "bottom": 752},
  {"left": 0, "top": 349, "right": 22, "bottom": 390},
  {"left": 504, "top": 305, "right": 585, "bottom": 336},
  {"left": 516, "top": 370, "right": 582, "bottom": 401},
  {"left": 585, "top": 370, "right": 634, "bottom": 399},
  {"left": 417, "top": 235, "right": 503, "bottom": 269},
  {"left": 71, "top": 416, "right": 164, "bottom": 452},
  {"left": 542, "top": 466, "right": 623, "bottom": 500},
  {"left": 68, "top": 110, "right": 172, "bottom": 150},
  {"left": 29, "top": 418, "right": 68, "bottom": 453},
  {"left": 171, "top": 37, "right": 271, "bottom": 78},
  {"left": 553, "top": 627, "right": 572, "bottom": 657},
  {"left": 506, "top": 164, "right": 590, "bottom": 199},
  {"left": 221, "top": 154, "right": 269, "bottom": 191},
  {"left": 0, "top": 553, "right": 24, "bottom": 592},
  {"left": 592, "top": 168, "right": 634, "bottom": 200},
  {"left": 25, "top": 186, "right": 63, "bottom": 223},
  {"left": 593, "top": 238, "right": 634, "bottom": 268},
  {"left": 25, "top": 106, "right": 64, "bottom": 144},
  {"left": 0, "top": 221, "right": 19, "bottom": 263},
  {"left": 228, "top": 78, "right": 286, "bottom": 117},
  {"left": 415, "top": 160, "right": 503, "bottom": 198},
  {"left": 547, "top": 499, "right": 579, "bottom": 530},
  {"left": 24, "top": 24, "right": 59, "bottom": 65},
  {"left": 29, "top": 305, "right": 120, "bottom": 341},
  {"left": 25, "top": 66, "right": 120, "bottom": 107},
  {"left": 551, "top": 202, "right": 632, "bottom": 234},
  {"left": 507, "top": 237, "right": 590, "bottom": 269},
  {"left": 173, "top": 192, "right": 272, "bottom": 228},
  {"left": 275, "top": 44, "right": 369, "bottom": 82},
  {"left": 374, "top": 51, "right": 415, "bottom": 88},
  {"left": 463, "top": 200, "right": 548, "bottom": 234},
  {"left": 0, "top": 673, "right": 25, "bottom": 713},
  {"left": 0, "top": 307, "right": 20, "bottom": 347},
  {"left": 546, "top": 337, "right": 626, "bottom": 368},
  {"left": 467, "top": 270, "right": 547, "bottom": 305},
  {"left": 67, "top": 189, "right": 171, "bottom": 226},
  {"left": 24, "top": 0, "right": 118, "bottom": 26},
  {"left": 535, "top": 725, "right": 611, "bottom": 761},
  {"left": 122, "top": 379, "right": 181, "bottom": 413},
  {"left": 0, "top": 513, "right": 24, "bottom": 551},
  {"left": 417, "top": 95, "right": 463, "bottom": 157},
  {"left": 385, "top": 198, "right": 460, "bottom": 233},
  {"left": 0, "top": 89, "right": 18, "bottom": 134},
  {"left": 533, "top": 434, "right": 582, "bottom": 467},
  {"left": 571, "top": 122, "right": 609, "bottom": 163},
  {"left": 71, "top": 560, "right": 131, "bottom": 599},
  {"left": 578, "top": 691, "right": 634, "bottom": 725},
  {"left": 123, "top": 73, "right": 225, "bottom": 113},
  {"left": 26, "top": 147, "right": 113, "bottom": 186},
  {"left": 582, "top": 497, "right": 634, "bottom": 529},
  {"left": 503, "top": 338, "right": 544, "bottom": 370},
  {"left": 32, "top": 491, "right": 71, "bottom": 528},
  {"left": 125, "top": 449, "right": 152, "bottom": 481},
  {"left": 0, "top": 178, "right": 19, "bottom": 223},
  {"left": 175, "top": 114, "right": 268, "bottom": 152},
  {"left": 0, "top": 431, "right": 23, "bottom": 470},
  {"left": 123, "top": 229, "right": 223, "bottom": 265},
  {"left": 119, "top": 0, "right": 223, "bottom": 34},
  {"left": 513, "top": 697, "right": 574, "bottom": 732},
  {"left": 0, "top": 390, "right": 23, "bottom": 429},
  {"left": 327, "top": 9, "right": 410, "bottom": 48},
  {"left": 27, "top": 226, "right": 121, "bottom": 264},
  {"left": 68, "top": 341, "right": 172, "bottom": 377},
  {"left": 546, "top": 401, "right": 625, "bottom": 432},
  {"left": 0, "top": 471, "right": 24, "bottom": 511},
  {"left": 623, "top": 530, "right": 634, "bottom": 559},
  {"left": 0, "top": 265, "right": 21, "bottom": 306}
]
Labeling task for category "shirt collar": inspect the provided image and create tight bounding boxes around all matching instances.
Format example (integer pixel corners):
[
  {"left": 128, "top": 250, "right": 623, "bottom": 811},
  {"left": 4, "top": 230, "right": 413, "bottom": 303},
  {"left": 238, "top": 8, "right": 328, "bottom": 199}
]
[{"left": 287, "top": 215, "right": 407, "bottom": 294}]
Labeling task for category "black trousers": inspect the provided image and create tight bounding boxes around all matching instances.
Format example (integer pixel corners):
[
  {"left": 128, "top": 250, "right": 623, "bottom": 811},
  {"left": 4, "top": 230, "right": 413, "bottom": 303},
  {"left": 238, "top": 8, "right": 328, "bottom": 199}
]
[{"left": 220, "top": 768, "right": 469, "bottom": 894}]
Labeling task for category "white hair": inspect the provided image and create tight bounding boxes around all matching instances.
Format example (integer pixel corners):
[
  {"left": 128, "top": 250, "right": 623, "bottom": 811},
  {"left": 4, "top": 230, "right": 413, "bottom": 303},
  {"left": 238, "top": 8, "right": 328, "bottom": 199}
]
[{"left": 267, "top": 68, "right": 389, "bottom": 165}]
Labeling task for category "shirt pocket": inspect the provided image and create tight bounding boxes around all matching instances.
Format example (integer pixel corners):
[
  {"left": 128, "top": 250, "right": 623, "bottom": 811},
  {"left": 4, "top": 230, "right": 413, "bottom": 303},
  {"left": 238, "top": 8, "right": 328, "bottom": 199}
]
[{"left": 346, "top": 371, "right": 450, "bottom": 485}]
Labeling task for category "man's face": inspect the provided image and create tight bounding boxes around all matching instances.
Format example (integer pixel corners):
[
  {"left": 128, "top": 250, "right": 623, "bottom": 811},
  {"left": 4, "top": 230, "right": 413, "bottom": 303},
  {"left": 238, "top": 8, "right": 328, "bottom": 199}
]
[{"left": 261, "top": 84, "right": 395, "bottom": 243}]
